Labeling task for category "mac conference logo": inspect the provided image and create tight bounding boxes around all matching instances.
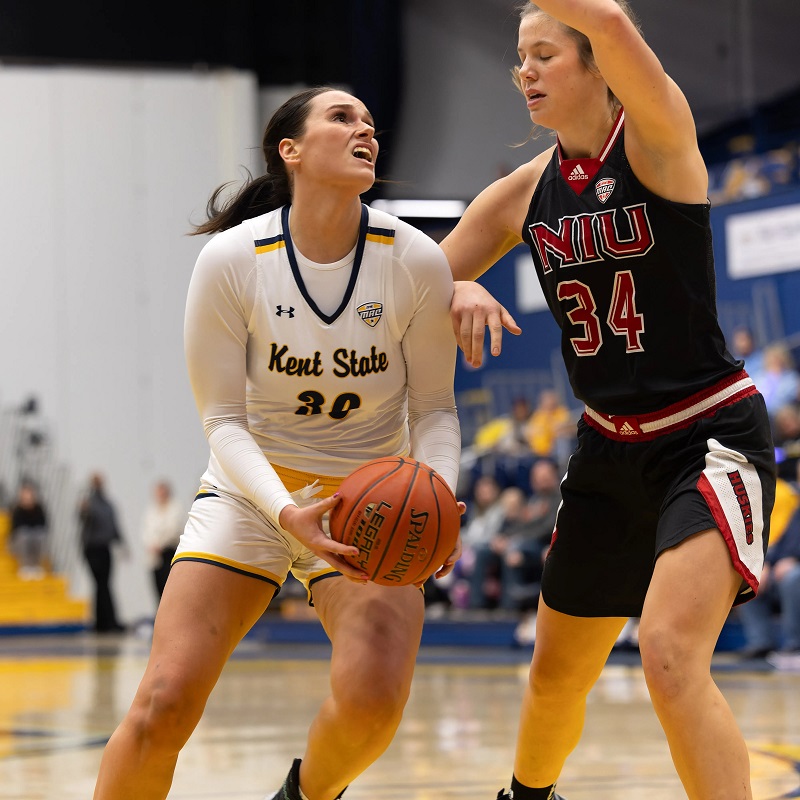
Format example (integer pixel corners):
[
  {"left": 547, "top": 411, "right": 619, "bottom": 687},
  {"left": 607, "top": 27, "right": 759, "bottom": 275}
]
[
  {"left": 595, "top": 178, "right": 616, "bottom": 203},
  {"left": 357, "top": 301, "right": 383, "bottom": 327}
]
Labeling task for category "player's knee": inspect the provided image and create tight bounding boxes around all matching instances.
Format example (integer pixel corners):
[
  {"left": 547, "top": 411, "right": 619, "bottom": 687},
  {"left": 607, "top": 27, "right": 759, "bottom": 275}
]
[
  {"left": 127, "top": 676, "right": 204, "bottom": 753},
  {"left": 638, "top": 627, "right": 694, "bottom": 701},
  {"left": 335, "top": 670, "right": 410, "bottom": 733},
  {"left": 529, "top": 658, "right": 596, "bottom": 703}
]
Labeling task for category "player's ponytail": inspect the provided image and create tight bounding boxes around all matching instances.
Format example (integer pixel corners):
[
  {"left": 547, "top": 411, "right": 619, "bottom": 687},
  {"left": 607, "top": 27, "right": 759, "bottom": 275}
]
[{"left": 192, "top": 86, "right": 336, "bottom": 235}]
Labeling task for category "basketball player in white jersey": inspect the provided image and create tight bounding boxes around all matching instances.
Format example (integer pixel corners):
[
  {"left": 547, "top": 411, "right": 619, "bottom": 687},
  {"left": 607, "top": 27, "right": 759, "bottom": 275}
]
[{"left": 92, "top": 87, "right": 462, "bottom": 800}]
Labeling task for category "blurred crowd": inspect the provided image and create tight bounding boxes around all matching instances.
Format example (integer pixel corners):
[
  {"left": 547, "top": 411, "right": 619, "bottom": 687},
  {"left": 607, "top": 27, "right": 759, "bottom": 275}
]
[
  {"left": 4, "top": 332, "right": 800, "bottom": 661},
  {"left": 731, "top": 327, "right": 800, "bottom": 482},
  {"left": 707, "top": 141, "right": 800, "bottom": 207},
  {"left": 425, "top": 388, "right": 577, "bottom": 643},
  {"left": 729, "top": 326, "right": 800, "bottom": 668}
]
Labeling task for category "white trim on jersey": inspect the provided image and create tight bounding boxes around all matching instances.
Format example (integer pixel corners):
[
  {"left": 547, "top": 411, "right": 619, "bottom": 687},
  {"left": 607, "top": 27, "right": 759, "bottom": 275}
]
[
  {"left": 584, "top": 374, "right": 755, "bottom": 439},
  {"left": 696, "top": 437, "right": 765, "bottom": 593}
]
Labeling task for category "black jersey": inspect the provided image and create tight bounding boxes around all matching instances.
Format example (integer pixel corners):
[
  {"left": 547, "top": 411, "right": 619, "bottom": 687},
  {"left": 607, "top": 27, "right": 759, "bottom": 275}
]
[{"left": 521, "top": 112, "right": 741, "bottom": 416}]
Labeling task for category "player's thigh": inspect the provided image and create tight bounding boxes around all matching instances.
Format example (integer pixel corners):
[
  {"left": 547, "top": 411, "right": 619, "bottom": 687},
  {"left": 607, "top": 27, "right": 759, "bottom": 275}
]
[
  {"left": 136, "top": 560, "right": 277, "bottom": 708},
  {"left": 640, "top": 527, "right": 740, "bottom": 664},
  {"left": 314, "top": 578, "right": 424, "bottom": 685}
]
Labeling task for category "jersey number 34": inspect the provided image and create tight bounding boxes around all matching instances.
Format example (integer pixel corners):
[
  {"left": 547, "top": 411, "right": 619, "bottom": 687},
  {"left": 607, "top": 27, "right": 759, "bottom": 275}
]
[{"left": 558, "top": 270, "right": 644, "bottom": 356}]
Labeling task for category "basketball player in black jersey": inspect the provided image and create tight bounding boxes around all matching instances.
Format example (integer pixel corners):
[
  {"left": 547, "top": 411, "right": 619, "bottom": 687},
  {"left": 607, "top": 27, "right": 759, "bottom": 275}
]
[{"left": 443, "top": 2, "right": 776, "bottom": 799}]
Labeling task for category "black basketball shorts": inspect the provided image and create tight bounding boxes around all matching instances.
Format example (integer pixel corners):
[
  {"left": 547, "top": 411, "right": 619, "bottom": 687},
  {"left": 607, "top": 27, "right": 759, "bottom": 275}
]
[{"left": 542, "top": 381, "right": 776, "bottom": 618}]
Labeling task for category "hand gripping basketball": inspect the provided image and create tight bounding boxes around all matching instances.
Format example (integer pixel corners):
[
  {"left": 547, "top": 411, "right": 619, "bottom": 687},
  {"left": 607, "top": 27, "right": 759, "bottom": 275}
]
[{"left": 329, "top": 456, "right": 461, "bottom": 586}]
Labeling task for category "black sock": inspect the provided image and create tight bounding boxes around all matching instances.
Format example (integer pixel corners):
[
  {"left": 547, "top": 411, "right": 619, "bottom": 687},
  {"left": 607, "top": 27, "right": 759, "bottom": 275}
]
[{"left": 509, "top": 774, "right": 557, "bottom": 799}]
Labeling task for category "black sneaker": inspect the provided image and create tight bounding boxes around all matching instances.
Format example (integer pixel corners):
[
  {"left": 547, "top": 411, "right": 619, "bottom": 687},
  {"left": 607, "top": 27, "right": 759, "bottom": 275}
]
[
  {"left": 270, "top": 759, "right": 302, "bottom": 800},
  {"left": 269, "top": 759, "right": 347, "bottom": 800}
]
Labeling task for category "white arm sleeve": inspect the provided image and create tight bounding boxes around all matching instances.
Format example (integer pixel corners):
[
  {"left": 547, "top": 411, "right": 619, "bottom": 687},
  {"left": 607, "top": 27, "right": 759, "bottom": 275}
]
[
  {"left": 394, "top": 229, "right": 461, "bottom": 494},
  {"left": 184, "top": 230, "right": 296, "bottom": 526}
]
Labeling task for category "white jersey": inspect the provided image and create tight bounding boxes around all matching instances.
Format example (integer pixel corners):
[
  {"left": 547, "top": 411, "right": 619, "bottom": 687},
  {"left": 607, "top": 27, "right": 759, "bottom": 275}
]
[{"left": 185, "top": 204, "right": 460, "bottom": 528}]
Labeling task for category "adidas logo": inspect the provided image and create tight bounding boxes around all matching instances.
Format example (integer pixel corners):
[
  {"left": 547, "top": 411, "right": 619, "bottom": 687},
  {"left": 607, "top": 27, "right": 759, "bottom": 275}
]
[
  {"left": 567, "top": 164, "right": 587, "bottom": 181},
  {"left": 618, "top": 421, "right": 638, "bottom": 435}
]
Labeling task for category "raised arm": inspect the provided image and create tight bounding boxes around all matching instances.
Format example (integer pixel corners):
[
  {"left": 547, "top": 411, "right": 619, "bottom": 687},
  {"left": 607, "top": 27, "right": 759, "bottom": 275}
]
[{"left": 531, "top": 0, "right": 706, "bottom": 200}]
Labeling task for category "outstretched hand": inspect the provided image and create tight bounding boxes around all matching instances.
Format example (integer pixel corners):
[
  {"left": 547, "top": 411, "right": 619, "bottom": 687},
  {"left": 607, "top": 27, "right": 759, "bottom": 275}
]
[
  {"left": 279, "top": 495, "right": 368, "bottom": 582},
  {"left": 451, "top": 281, "right": 521, "bottom": 368}
]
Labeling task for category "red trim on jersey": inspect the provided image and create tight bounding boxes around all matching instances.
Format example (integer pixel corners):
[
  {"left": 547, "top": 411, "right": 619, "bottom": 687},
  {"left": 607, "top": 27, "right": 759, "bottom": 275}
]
[
  {"left": 546, "top": 527, "right": 558, "bottom": 560},
  {"left": 582, "top": 370, "right": 757, "bottom": 442},
  {"left": 697, "top": 473, "right": 759, "bottom": 594},
  {"left": 558, "top": 110, "right": 625, "bottom": 195}
]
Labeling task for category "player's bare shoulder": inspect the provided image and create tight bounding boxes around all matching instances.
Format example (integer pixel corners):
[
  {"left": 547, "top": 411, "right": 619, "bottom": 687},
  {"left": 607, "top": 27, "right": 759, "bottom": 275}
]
[
  {"left": 510, "top": 147, "right": 553, "bottom": 198},
  {"left": 492, "top": 146, "right": 554, "bottom": 234}
]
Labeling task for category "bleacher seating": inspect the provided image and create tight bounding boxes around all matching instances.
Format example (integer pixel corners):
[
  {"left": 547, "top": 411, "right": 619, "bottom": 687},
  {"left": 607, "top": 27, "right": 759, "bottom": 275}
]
[
  {"left": 0, "top": 509, "right": 88, "bottom": 631},
  {"left": 0, "top": 403, "right": 89, "bottom": 633}
]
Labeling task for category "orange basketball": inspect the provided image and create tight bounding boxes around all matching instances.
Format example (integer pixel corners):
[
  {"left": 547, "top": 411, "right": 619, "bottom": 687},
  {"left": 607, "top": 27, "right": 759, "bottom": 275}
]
[{"left": 329, "top": 456, "right": 460, "bottom": 586}]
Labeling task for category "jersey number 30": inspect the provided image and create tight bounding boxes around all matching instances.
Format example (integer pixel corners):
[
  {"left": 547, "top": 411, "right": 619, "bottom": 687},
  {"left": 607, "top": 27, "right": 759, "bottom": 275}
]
[
  {"left": 295, "top": 390, "right": 362, "bottom": 419},
  {"left": 557, "top": 270, "right": 644, "bottom": 356}
]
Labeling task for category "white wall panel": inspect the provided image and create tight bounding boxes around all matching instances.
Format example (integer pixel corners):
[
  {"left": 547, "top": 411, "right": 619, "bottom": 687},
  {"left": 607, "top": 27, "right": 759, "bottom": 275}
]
[{"left": 0, "top": 65, "right": 260, "bottom": 622}]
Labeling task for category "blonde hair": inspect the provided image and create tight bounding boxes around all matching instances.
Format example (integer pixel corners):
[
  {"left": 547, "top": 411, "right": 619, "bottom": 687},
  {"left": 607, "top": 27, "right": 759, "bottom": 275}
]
[{"left": 511, "top": 0, "right": 642, "bottom": 110}]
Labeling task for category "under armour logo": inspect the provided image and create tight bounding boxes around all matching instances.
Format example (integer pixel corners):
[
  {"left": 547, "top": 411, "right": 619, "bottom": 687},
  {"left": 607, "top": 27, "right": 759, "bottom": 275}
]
[{"left": 276, "top": 305, "right": 295, "bottom": 318}]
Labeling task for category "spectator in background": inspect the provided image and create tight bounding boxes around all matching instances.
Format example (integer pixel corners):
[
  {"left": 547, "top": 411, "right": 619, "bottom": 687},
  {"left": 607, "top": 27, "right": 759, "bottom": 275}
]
[
  {"left": 750, "top": 343, "right": 800, "bottom": 418},
  {"left": 468, "top": 485, "right": 530, "bottom": 610},
  {"left": 469, "top": 460, "right": 562, "bottom": 612},
  {"left": 79, "top": 473, "right": 125, "bottom": 633},
  {"left": 525, "top": 388, "right": 574, "bottom": 470},
  {"left": 471, "top": 396, "right": 537, "bottom": 491},
  {"left": 473, "top": 396, "right": 533, "bottom": 455},
  {"left": 448, "top": 474, "right": 505, "bottom": 610},
  {"left": 737, "top": 475, "right": 800, "bottom": 666},
  {"left": 731, "top": 326, "right": 764, "bottom": 378},
  {"left": 773, "top": 404, "right": 800, "bottom": 481},
  {"left": 9, "top": 481, "right": 48, "bottom": 579},
  {"left": 141, "top": 480, "right": 185, "bottom": 601},
  {"left": 503, "top": 459, "right": 562, "bottom": 607}
]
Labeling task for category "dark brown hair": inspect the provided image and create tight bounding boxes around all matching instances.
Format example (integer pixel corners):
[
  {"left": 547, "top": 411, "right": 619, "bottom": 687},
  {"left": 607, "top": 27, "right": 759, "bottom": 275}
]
[{"left": 192, "top": 86, "right": 336, "bottom": 235}]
